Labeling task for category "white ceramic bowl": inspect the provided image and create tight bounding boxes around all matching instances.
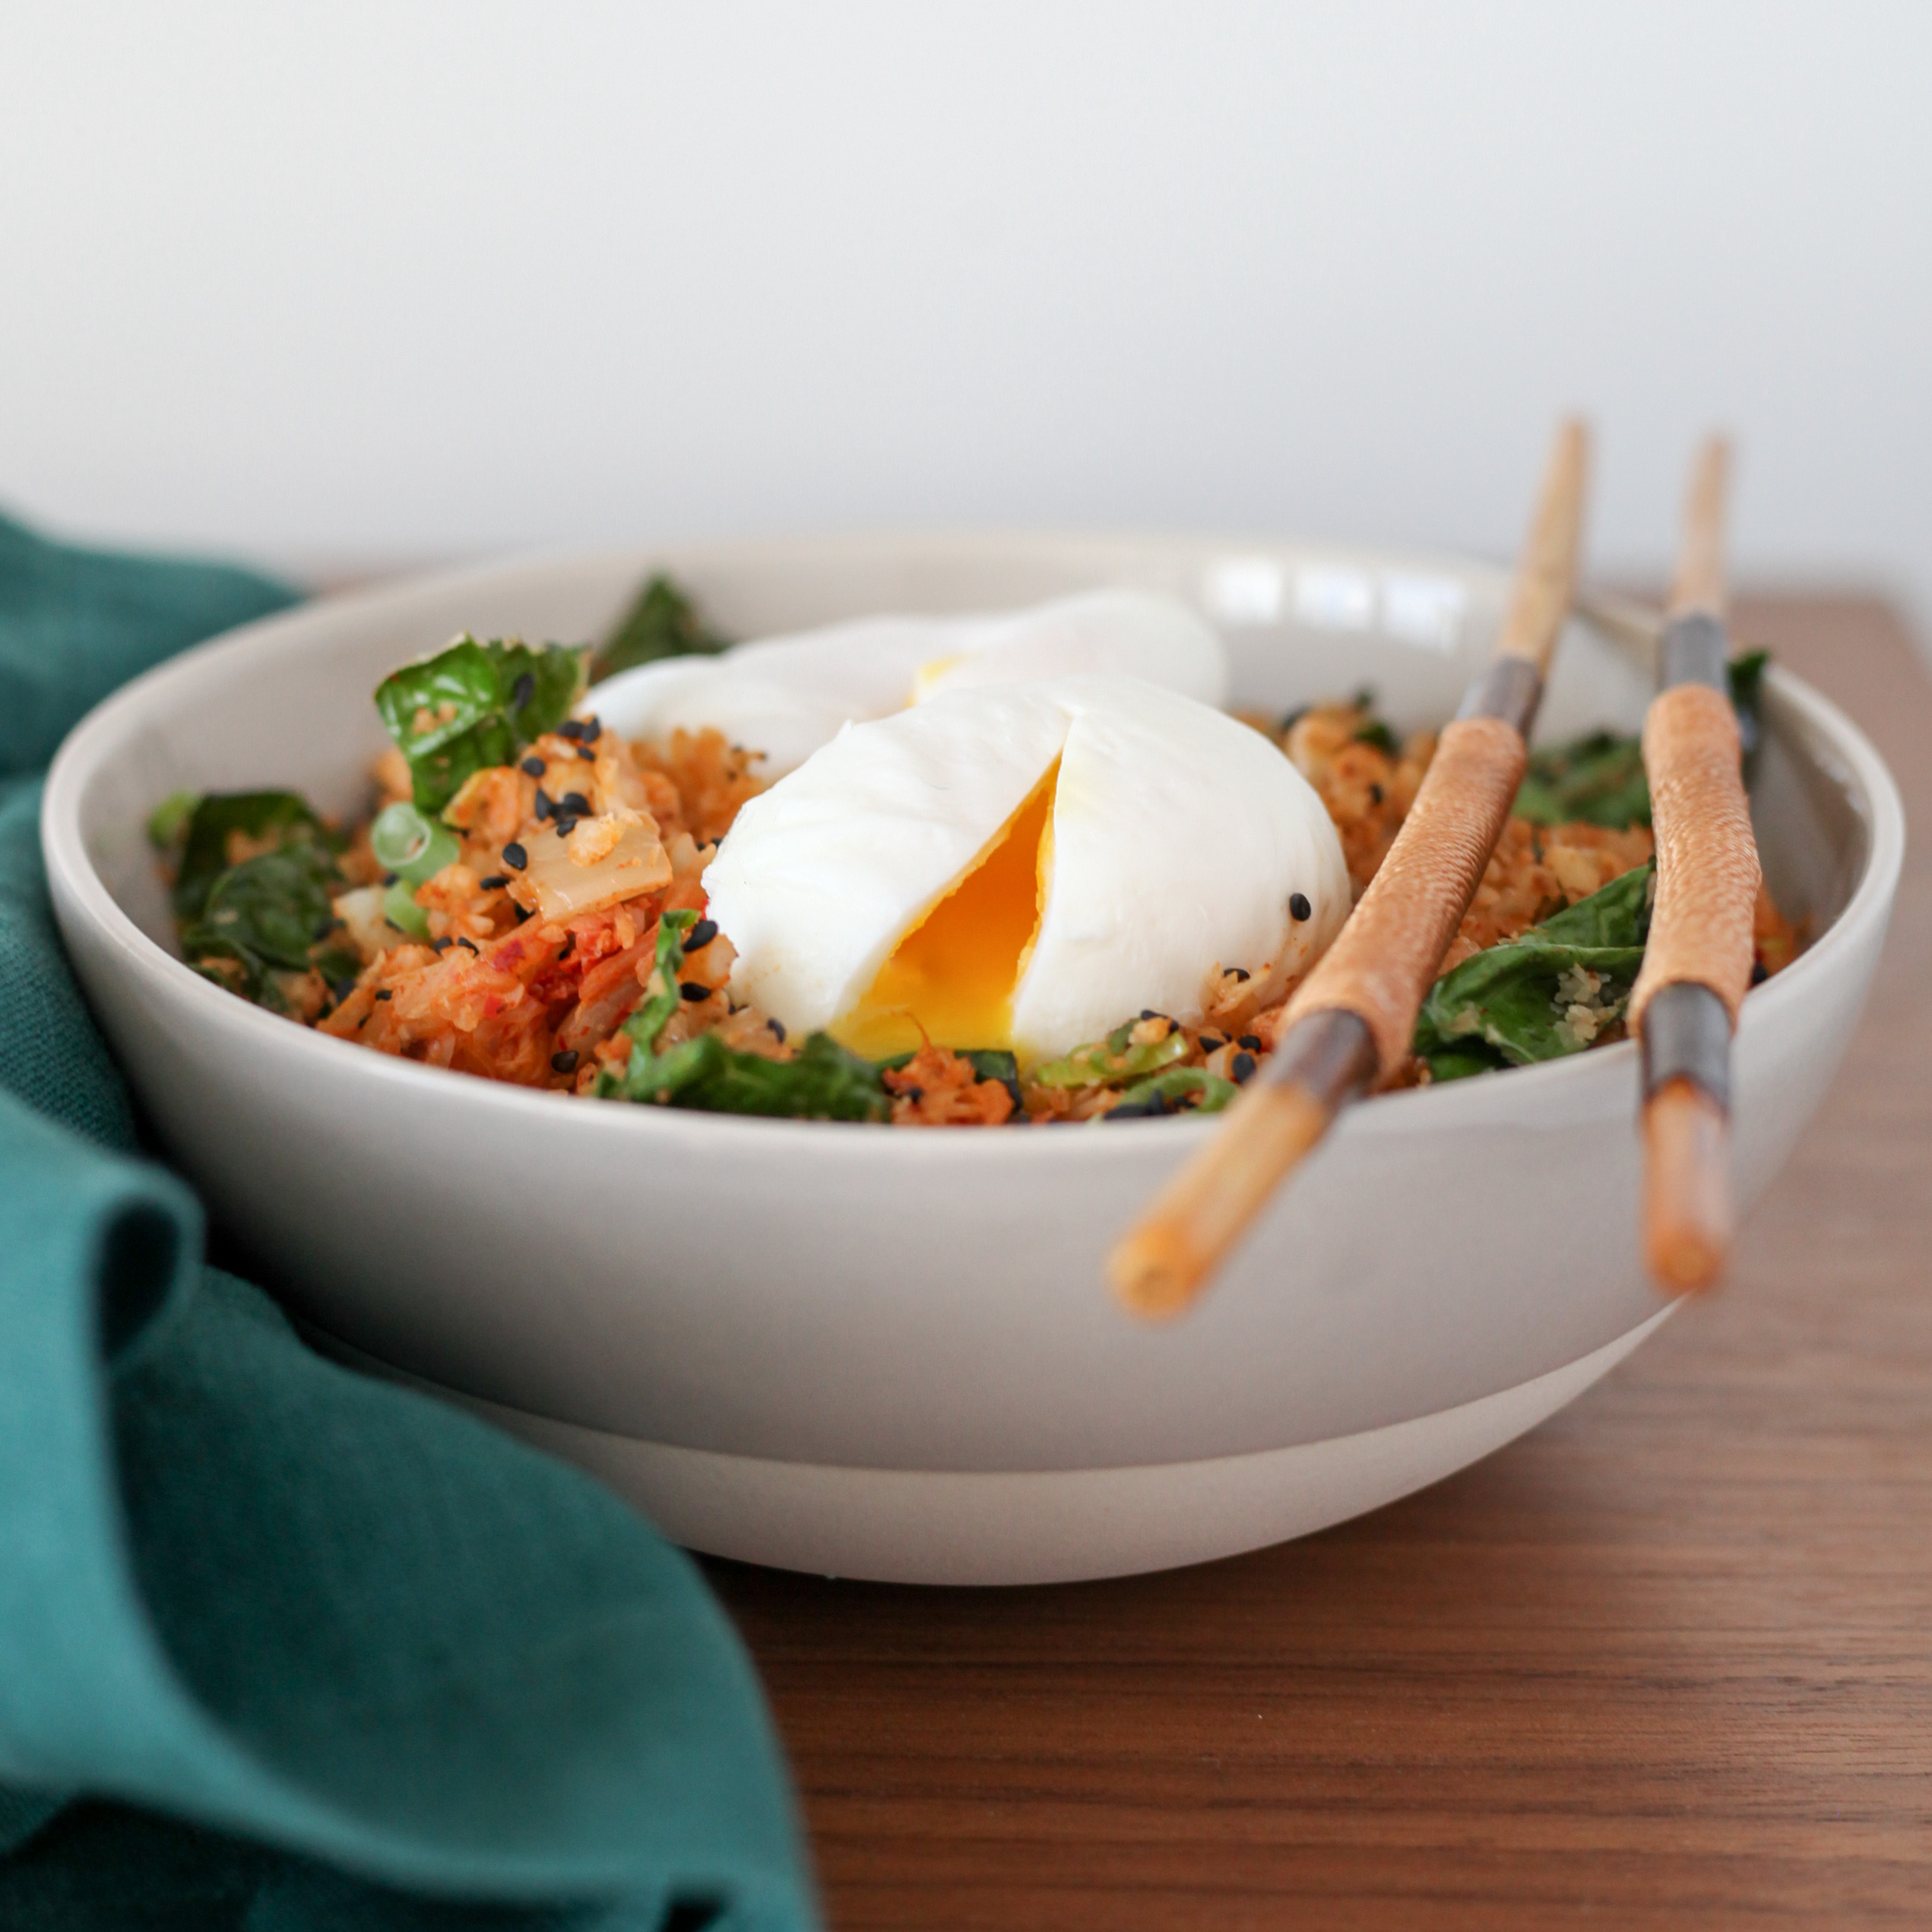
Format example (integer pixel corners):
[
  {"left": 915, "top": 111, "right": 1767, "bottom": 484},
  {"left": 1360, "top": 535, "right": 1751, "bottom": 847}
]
[{"left": 43, "top": 535, "right": 1902, "bottom": 1585}]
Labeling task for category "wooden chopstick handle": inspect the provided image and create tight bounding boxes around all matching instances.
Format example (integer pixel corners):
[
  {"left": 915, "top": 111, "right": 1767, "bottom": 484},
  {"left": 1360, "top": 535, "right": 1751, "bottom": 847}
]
[
  {"left": 1629, "top": 686, "right": 1760, "bottom": 1035},
  {"left": 1635, "top": 432, "right": 1757, "bottom": 1296},
  {"left": 1643, "top": 1077, "right": 1733, "bottom": 1292},
  {"left": 1640, "top": 434, "right": 1754, "bottom": 1038},
  {"left": 1110, "top": 1053, "right": 1350, "bottom": 1319},
  {"left": 1496, "top": 418, "right": 1592, "bottom": 668},
  {"left": 1284, "top": 716, "right": 1528, "bottom": 1074},
  {"left": 1632, "top": 682, "right": 1756, "bottom": 1297},
  {"left": 1668, "top": 436, "right": 1731, "bottom": 620},
  {"left": 1108, "top": 717, "right": 1528, "bottom": 1318},
  {"left": 1108, "top": 417, "right": 1589, "bottom": 1322},
  {"left": 1280, "top": 415, "right": 1588, "bottom": 1075}
]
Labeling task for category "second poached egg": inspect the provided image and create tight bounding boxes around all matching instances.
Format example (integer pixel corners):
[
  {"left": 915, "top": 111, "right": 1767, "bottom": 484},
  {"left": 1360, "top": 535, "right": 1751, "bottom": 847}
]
[{"left": 592, "top": 589, "right": 1228, "bottom": 777}]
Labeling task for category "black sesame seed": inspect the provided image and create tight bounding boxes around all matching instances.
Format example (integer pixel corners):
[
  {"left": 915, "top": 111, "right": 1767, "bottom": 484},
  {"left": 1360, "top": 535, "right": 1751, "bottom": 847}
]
[
  {"left": 1139, "top": 1008, "right": 1158, "bottom": 1021},
  {"left": 1231, "top": 1051, "right": 1258, "bottom": 1083},
  {"left": 679, "top": 980, "right": 710, "bottom": 1002},
  {"left": 374, "top": 989, "right": 393, "bottom": 1001},
  {"left": 510, "top": 672, "right": 536, "bottom": 709},
  {"left": 521, "top": 755, "right": 546, "bottom": 777},
  {"left": 559, "top": 718, "right": 586, "bottom": 740},
  {"left": 456, "top": 937, "right": 480, "bottom": 954},
  {"left": 901, "top": 1085, "right": 924, "bottom": 1104},
  {"left": 553, "top": 816, "right": 579, "bottom": 838},
  {"left": 1199, "top": 1033, "right": 1225, "bottom": 1053},
  {"left": 1751, "top": 959, "right": 1769, "bottom": 986},
  {"left": 551, "top": 1049, "right": 580, "bottom": 1073},
  {"left": 430, "top": 937, "right": 453, "bottom": 953},
  {"left": 502, "top": 841, "right": 527, "bottom": 870},
  {"left": 1238, "top": 1033, "right": 1262, "bottom": 1051},
  {"left": 1369, "top": 783, "right": 1385, "bottom": 806},
  {"left": 331, "top": 976, "right": 357, "bottom": 1002},
  {"left": 559, "top": 791, "right": 591, "bottom": 816},
  {"left": 768, "top": 1018, "right": 787, "bottom": 1043},
  {"left": 1288, "top": 892, "right": 1312, "bottom": 921},
  {"left": 382, "top": 872, "right": 399, "bottom": 887},
  {"left": 533, "top": 788, "right": 555, "bottom": 821},
  {"left": 577, "top": 745, "right": 597, "bottom": 761},
  {"left": 479, "top": 873, "right": 509, "bottom": 890},
  {"left": 685, "top": 919, "right": 718, "bottom": 952},
  {"left": 581, "top": 716, "right": 602, "bottom": 743},
  {"left": 1227, "top": 966, "right": 1250, "bottom": 982}
]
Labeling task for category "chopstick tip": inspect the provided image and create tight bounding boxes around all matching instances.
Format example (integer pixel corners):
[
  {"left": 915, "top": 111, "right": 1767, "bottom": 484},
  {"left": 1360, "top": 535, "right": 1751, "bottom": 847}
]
[
  {"left": 1107, "top": 1224, "right": 1206, "bottom": 1321},
  {"left": 1642, "top": 1080, "right": 1733, "bottom": 1296}
]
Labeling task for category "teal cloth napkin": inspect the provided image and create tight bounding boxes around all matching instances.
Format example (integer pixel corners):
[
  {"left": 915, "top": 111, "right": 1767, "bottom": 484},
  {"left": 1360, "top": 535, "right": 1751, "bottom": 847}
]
[{"left": 0, "top": 515, "right": 818, "bottom": 1931}]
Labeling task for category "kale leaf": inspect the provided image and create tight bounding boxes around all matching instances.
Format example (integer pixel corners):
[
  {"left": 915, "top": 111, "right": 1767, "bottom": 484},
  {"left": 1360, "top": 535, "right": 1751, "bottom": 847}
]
[
  {"left": 374, "top": 635, "right": 587, "bottom": 815},
  {"left": 598, "top": 909, "right": 889, "bottom": 1121},
  {"left": 1513, "top": 651, "right": 1772, "bottom": 831},
  {"left": 620, "top": 906, "right": 696, "bottom": 1057},
  {"left": 1514, "top": 730, "right": 1652, "bottom": 829},
  {"left": 166, "top": 790, "right": 353, "bottom": 1009},
  {"left": 955, "top": 1048, "right": 1023, "bottom": 1113},
  {"left": 593, "top": 574, "right": 731, "bottom": 681},
  {"left": 613, "top": 1030, "right": 892, "bottom": 1122},
  {"left": 1412, "top": 862, "right": 1655, "bottom": 1080},
  {"left": 1728, "top": 648, "right": 1769, "bottom": 773},
  {"left": 171, "top": 790, "right": 337, "bottom": 922},
  {"left": 177, "top": 844, "right": 344, "bottom": 1009}
]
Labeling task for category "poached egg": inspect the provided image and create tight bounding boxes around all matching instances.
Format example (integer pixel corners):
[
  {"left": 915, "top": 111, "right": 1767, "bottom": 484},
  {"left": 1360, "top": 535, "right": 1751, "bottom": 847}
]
[{"left": 702, "top": 674, "right": 1350, "bottom": 1066}]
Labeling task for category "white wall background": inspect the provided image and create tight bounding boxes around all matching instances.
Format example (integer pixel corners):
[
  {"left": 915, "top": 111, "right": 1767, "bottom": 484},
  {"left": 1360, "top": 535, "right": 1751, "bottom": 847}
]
[{"left": 5, "top": 3, "right": 1929, "bottom": 619}]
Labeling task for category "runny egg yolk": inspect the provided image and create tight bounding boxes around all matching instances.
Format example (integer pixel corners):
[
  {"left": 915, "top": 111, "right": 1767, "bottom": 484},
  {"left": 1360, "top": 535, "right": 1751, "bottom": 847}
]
[{"left": 831, "top": 761, "right": 1059, "bottom": 1060}]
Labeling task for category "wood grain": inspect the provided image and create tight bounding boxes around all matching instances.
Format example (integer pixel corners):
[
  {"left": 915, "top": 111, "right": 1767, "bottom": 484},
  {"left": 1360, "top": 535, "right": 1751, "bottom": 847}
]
[
  {"left": 1282, "top": 714, "right": 1528, "bottom": 1073},
  {"left": 1630, "top": 683, "right": 1759, "bottom": 1030},
  {"left": 1668, "top": 436, "right": 1731, "bottom": 620},
  {"left": 1496, "top": 416, "right": 1591, "bottom": 663},
  {"left": 707, "top": 596, "right": 1932, "bottom": 1931}
]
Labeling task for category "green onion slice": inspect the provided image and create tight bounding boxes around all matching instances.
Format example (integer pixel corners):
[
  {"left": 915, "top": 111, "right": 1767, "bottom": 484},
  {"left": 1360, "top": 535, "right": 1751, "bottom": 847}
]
[
  {"left": 372, "top": 802, "right": 460, "bottom": 884},
  {"left": 382, "top": 878, "right": 432, "bottom": 940}
]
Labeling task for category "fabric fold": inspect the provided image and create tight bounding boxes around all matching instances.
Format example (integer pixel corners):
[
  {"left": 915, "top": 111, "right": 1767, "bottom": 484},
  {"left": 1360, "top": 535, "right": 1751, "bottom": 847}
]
[{"left": 0, "top": 515, "right": 816, "bottom": 1931}]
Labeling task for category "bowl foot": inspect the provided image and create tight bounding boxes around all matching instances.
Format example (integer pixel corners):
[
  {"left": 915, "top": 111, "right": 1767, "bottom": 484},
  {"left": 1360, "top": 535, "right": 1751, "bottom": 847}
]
[{"left": 313, "top": 1310, "right": 1670, "bottom": 1585}]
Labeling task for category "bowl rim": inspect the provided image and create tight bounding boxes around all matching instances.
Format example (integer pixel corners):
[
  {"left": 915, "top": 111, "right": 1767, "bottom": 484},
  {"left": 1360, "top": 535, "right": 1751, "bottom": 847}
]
[{"left": 40, "top": 534, "right": 1908, "bottom": 1165}]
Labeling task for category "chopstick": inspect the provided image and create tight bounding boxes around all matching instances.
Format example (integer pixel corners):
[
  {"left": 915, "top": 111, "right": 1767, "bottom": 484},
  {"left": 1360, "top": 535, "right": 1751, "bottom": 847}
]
[
  {"left": 1109, "top": 418, "right": 1592, "bottom": 1318},
  {"left": 1631, "top": 436, "right": 1761, "bottom": 1292}
]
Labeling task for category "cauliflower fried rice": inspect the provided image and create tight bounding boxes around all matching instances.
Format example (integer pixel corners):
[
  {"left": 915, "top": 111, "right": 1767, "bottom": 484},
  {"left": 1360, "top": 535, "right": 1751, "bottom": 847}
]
[{"left": 174, "top": 694, "right": 1799, "bottom": 1125}]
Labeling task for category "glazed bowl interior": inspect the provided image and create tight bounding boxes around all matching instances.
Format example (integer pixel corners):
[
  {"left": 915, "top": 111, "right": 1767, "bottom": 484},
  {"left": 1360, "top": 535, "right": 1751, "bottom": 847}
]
[{"left": 75, "top": 534, "right": 1866, "bottom": 962}]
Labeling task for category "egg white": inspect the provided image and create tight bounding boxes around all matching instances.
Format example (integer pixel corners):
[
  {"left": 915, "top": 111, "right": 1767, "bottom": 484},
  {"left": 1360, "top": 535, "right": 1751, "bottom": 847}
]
[
  {"left": 1010, "top": 676, "right": 1348, "bottom": 1059},
  {"left": 700, "top": 685, "right": 1069, "bottom": 1034},
  {"left": 702, "top": 674, "right": 1349, "bottom": 1064},
  {"left": 590, "top": 590, "right": 1227, "bottom": 777}
]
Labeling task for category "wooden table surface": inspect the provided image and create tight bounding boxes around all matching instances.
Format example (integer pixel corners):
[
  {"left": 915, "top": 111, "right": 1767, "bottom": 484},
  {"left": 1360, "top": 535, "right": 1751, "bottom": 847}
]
[{"left": 706, "top": 596, "right": 1932, "bottom": 1931}]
